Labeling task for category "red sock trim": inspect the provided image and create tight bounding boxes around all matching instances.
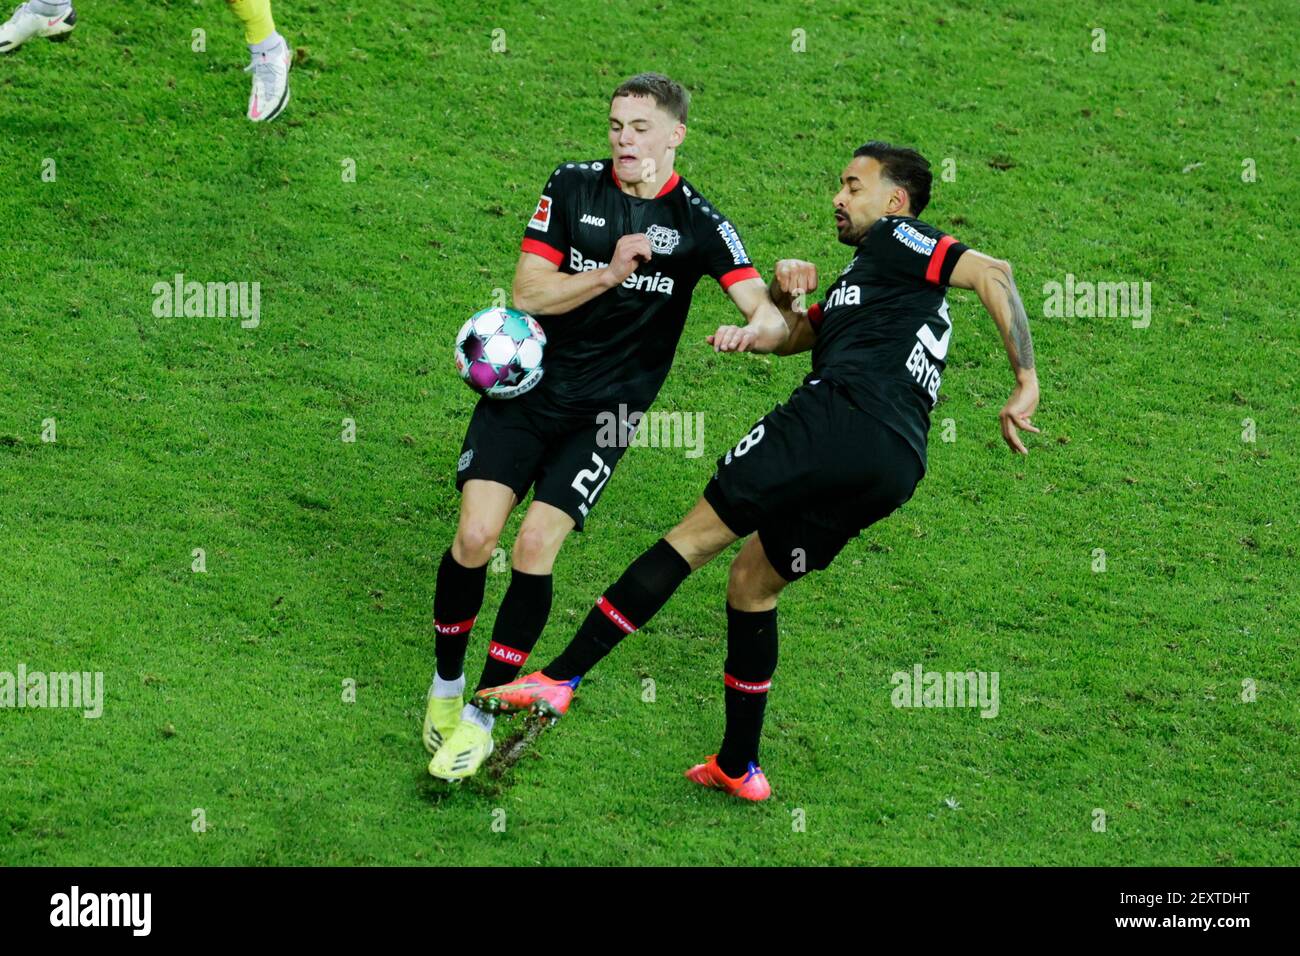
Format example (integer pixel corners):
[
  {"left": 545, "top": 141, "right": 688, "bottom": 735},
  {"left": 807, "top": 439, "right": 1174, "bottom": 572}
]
[
  {"left": 486, "top": 641, "right": 529, "bottom": 666},
  {"left": 724, "top": 673, "right": 772, "bottom": 694},
  {"left": 596, "top": 595, "right": 637, "bottom": 634}
]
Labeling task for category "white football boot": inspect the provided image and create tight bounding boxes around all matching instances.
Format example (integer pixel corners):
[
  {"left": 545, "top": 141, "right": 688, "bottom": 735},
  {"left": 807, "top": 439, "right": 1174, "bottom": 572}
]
[
  {"left": 245, "top": 38, "right": 292, "bottom": 123},
  {"left": 0, "top": 3, "right": 76, "bottom": 54}
]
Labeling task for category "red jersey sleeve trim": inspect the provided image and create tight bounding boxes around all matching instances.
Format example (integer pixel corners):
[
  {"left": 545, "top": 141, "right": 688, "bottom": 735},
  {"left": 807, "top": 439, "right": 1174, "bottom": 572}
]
[
  {"left": 807, "top": 302, "right": 824, "bottom": 329},
  {"left": 521, "top": 237, "right": 565, "bottom": 266},
  {"left": 925, "top": 235, "right": 957, "bottom": 285},
  {"left": 718, "top": 266, "right": 761, "bottom": 290}
]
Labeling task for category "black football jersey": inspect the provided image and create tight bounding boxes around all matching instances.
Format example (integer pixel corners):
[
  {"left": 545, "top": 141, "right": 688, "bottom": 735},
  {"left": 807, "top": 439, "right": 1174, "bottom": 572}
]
[
  {"left": 805, "top": 215, "right": 969, "bottom": 469},
  {"left": 519, "top": 159, "right": 760, "bottom": 412}
]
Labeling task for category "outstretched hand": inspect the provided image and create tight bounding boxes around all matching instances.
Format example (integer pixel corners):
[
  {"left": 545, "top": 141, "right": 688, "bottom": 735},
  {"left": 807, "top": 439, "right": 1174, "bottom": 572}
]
[
  {"left": 706, "top": 325, "right": 759, "bottom": 352},
  {"left": 999, "top": 379, "right": 1041, "bottom": 454}
]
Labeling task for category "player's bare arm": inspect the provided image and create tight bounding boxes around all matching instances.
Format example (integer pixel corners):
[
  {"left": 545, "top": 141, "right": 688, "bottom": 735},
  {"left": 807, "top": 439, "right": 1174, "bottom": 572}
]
[
  {"left": 949, "top": 249, "right": 1041, "bottom": 455},
  {"left": 512, "top": 232, "right": 652, "bottom": 316},
  {"left": 766, "top": 258, "right": 819, "bottom": 356},
  {"left": 706, "top": 277, "right": 791, "bottom": 354}
]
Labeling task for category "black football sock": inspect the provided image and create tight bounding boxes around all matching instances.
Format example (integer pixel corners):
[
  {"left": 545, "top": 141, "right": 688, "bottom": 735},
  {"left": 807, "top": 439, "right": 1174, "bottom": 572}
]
[
  {"left": 433, "top": 548, "right": 487, "bottom": 681},
  {"left": 475, "top": 569, "right": 553, "bottom": 691},
  {"left": 543, "top": 538, "right": 692, "bottom": 681},
  {"left": 716, "top": 604, "right": 779, "bottom": 779}
]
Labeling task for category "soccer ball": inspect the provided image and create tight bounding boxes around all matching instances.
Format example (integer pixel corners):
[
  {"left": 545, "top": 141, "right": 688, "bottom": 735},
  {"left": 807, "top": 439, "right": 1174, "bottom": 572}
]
[{"left": 454, "top": 307, "right": 547, "bottom": 400}]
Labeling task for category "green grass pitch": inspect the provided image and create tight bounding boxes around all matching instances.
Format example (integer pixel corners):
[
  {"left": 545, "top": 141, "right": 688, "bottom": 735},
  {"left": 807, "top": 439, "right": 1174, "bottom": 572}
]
[{"left": 1, "top": 0, "right": 1296, "bottom": 866}]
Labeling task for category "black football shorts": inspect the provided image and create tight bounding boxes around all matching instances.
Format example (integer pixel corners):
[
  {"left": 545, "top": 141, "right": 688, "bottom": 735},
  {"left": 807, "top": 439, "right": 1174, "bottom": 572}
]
[
  {"left": 703, "top": 379, "right": 925, "bottom": 580},
  {"left": 455, "top": 389, "right": 639, "bottom": 531}
]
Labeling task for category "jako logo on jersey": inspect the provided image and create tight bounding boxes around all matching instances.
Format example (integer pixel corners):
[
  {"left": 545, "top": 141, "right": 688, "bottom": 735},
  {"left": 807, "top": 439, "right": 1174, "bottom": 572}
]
[
  {"left": 892, "top": 221, "right": 936, "bottom": 256},
  {"left": 715, "top": 221, "right": 748, "bottom": 265},
  {"left": 529, "top": 195, "right": 552, "bottom": 232},
  {"left": 569, "top": 247, "right": 675, "bottom": 294},
  {"left": 645, "top": 224, "right": 681, "bottom": 254},
  {"left": 825, "top": 283, "right": 862, "bottom": 309},
  {"left": 580, "top": 213, "right": 606, "bottom": 227}
]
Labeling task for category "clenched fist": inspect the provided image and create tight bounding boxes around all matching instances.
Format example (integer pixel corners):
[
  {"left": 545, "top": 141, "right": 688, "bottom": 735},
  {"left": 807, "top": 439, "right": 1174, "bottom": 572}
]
[
  {"left": 772, "top": 259, "right": 819, "bottom": 311},
  {"left": 606, "top": 234, "right": 653, "bottom": 286}
]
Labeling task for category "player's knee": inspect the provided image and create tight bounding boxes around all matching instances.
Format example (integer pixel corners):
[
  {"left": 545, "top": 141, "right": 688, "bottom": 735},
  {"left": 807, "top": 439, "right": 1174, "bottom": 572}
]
[
  {"left": 727, "top": 555, "right": 782, "bottom": 610},
  {"left": 726, "top": 561, "right": 755, "bottom": 605},
  {"left": 454, "top": 519, "right": 501, "bottom": 566},
  {"left": 512, "top": 524, "right": 561, "bottom": 572},
  {"left": 664, "top": 504, "right": 734, "bottom": 571}
]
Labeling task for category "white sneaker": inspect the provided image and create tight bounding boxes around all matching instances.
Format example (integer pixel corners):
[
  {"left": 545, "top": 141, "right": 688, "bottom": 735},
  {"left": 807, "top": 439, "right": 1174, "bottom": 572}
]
[
  {"left": 245, "top": 39, "right": 291, "bottom": 123},
  {"left": 0, "top": 2, "right": 76, "bottom": 54}
]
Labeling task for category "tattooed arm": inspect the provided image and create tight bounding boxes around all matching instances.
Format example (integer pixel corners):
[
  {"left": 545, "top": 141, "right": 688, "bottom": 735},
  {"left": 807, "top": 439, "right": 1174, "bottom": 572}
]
[{"left": 949, "top": 250, "right": 1041, "bottom": 455}]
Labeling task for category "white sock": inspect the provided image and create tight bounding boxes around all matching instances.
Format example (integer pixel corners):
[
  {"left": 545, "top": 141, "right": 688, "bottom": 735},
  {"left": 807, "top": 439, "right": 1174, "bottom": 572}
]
[
  {"left": 431, "top": 673, "right": 465, "bottom": 699},
  {"left": 461, "top": 704, "right": 494, "bottom": 732},
  {"left": 249, "top": 31, "right": 285, "bottom": 56}
]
